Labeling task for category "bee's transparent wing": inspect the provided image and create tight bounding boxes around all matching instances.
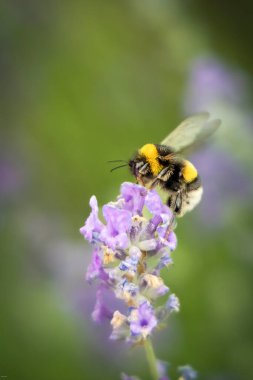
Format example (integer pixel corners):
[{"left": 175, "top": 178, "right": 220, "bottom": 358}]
[{"left": 161, "top": 112, "right": 221, "bottom": 154}]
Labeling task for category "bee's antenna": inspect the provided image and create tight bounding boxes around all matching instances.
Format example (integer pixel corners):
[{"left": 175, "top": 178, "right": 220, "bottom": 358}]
[
  {"left": 108, "top": 160, "right": 128, "bottom": 164},
  {"left": 110, "top": 164, "right": 128, "bottom": 172}
]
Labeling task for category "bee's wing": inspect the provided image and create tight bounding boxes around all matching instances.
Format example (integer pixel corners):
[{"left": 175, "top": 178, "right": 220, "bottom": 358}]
[{"left": 161, "top": 112, "right": 221, "bottom": 154}]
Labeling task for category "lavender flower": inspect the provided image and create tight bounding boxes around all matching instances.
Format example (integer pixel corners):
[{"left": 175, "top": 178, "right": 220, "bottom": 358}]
[
  {"left": 157, "top": 359, "right": 170, "bottom": 380},
  {"left": 0, "top": 150, "right": 24, "bottom": 203},
  {"left": 80, "top": 181, "right": 196, "bottom": 379},
  {"left": 80, "top": 182, "right": 178, "bottom": 344},
  {"left": 183, "top": 56, "right": 247, "bottom": 114},
  {"left": 183, "top": 56, "right": 253, "bottom": 227},
  {"left": 167, "top": 294, "right": 180, "bottom": 313}
]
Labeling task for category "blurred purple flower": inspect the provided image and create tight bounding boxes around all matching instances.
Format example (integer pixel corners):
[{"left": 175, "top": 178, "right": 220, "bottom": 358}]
[
  {"left": 182, "top": 57, "right": 252, "bottom": 226},
  {"left": 167, "top": 294, "right": 180, "bottom": 313},
  {"left": 157, "top": 359, "right": 170, "bottom": 380},
  {"left": 91, "top": 287, "right": 113, "bottom": 323},
  {"left": 121, "top": 359, "right": 197, "bottom": 380},
  {"left": 183, "top": 56, "right": 247, "bottom": 113},
  {"left": 191, "top": 146, "right": 251, "bottom": 226},
  {"left": 178, "top": 365, "right": 198, "bottom": 380},
  {"left": 0, "top": 152, "right": 24, "bottom": 201}
]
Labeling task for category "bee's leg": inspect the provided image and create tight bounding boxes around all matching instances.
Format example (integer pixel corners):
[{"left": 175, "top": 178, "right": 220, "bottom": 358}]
[
  {"left": 148, "top": 167, "right": 172, "bottom": 189},
  {"left": 164, "top": 213, "right": 176, "bottom": 240},
  {"left": 175, "top": 193, "right": 183, "bottom": 214},
  {"left": 147, "top": 177, "right": 159, "bottom": 190},
  {"left": 167, "top": 192, "right": 183, "bottom": 215},
  {"left": 139, "top": 162, "right": 149, "bottom": 175},
  {"left": 157, "top": 166, "right": 173, "bottom": 181},
  {"left": 137, "top": 175, "right": 145, "bottom": 186}
]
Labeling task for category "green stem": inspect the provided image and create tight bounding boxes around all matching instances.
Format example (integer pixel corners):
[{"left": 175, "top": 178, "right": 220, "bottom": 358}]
[{"left": 144, "top": 338, "right": 159, "bottom": 380}]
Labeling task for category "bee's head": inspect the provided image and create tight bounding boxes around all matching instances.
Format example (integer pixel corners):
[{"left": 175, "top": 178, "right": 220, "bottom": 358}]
[
  {"left": 129, "top": 143, "right": 165, "bottom": 185},
  {"left": 129, "top": 143, "right": 164, "bottom": 179},
  {"left": 129, "top": 155, "right": 151, "bottom": 178}
]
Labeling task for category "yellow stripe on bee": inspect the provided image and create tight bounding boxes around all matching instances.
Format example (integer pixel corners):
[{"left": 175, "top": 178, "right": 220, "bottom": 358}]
[
  {"left": 139, "top": 144, "right": 163, "bottom": 176},
  {"left": 182, "top": 160, "right": 198, "bottom": 182}
]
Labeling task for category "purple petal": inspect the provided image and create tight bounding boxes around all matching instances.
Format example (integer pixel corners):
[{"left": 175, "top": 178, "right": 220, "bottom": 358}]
[
  {"left": 120, "top": 182, "right": 147, "bottom": 215},
  {"left": 155, "top": 247, "right": 173, "bottom": 271},
  {"left": 156, "top": 227, "right": 177, "bottom": 251},
  {"left": 167, "top": 231, "right": 177, "bottom": 251},
  {"left": 147, "top": 215, "right": 163, "bottom": 234},
  {"left": 129, "top": 302, "right": 157, "bottom": 337},
  {"left": 86, "top": 248, "right": 108, "bottom": 283},
  {"left": 119, "top": 251, "right": 139, "bottom": 273},
  {"left": 80, "top": 196, "right": 104, "bottom": 243},
  {"left": 100, "top": 230, "right": 130, "bottom": 250},
  {"left": 167, "top": 294, "right": 180, "bottom": 313},
  {"left": 103, "top": 204, "right": 132, "bottom": 236},
  {"left": 145, "top": 190, "right": 172, "bottom": 217},
  {"left": 100, "top": 205, "right": 132, "bottom": 249},
  {"left": 92, "top": 288, "right": 113, "bottom": 323}
]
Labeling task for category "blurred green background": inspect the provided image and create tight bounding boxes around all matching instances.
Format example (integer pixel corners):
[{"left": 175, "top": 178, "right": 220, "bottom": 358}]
[{"left": 1, "top": 1, "right": 253, "bottom": 379}]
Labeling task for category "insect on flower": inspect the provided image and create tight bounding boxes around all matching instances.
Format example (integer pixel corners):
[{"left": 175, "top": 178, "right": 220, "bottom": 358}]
[
  {"left": 81, "top": 114, "right": 218, "bottom": 379},
  {"left": 110, "top": 112, "right": 221, "bottom": 217}
]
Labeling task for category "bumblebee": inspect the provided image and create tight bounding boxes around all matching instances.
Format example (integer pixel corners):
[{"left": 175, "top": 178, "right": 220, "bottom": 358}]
[{"left": 128, "top": 112, "right": 221, "bottom": 217}]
